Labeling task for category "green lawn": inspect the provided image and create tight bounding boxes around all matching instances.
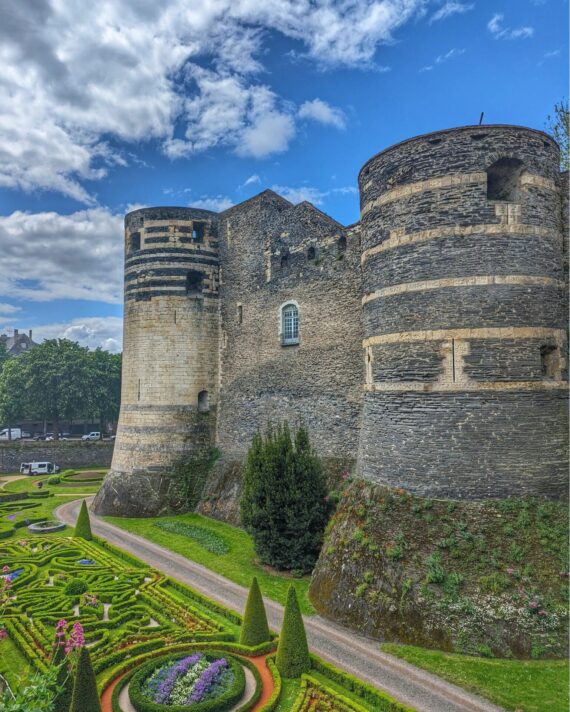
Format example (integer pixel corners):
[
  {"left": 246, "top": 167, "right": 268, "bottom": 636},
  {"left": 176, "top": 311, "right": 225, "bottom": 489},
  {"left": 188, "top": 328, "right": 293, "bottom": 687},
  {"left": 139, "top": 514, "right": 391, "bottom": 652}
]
[
  {"left": 0, "top": 637, "right": 32, "bottom": 688},
  {"left": 0, "top": 473, "right": 103, "bottom": 540},
  {"left": 274, "top": 678, "right": 302, "bottom": 711},
  {"left": 382, "top": 643, "right": 569, "bottom": 712},
  {"left": 104, "top": 512, "right": 314, "bottom": 614}
]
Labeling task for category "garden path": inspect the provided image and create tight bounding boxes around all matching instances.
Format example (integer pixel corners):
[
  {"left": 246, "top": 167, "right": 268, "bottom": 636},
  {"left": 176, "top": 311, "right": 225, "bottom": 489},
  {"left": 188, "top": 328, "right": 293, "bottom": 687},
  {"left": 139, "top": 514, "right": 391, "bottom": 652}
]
[{"left": 56, "top": 498, "right": 504, "bottom": 712}]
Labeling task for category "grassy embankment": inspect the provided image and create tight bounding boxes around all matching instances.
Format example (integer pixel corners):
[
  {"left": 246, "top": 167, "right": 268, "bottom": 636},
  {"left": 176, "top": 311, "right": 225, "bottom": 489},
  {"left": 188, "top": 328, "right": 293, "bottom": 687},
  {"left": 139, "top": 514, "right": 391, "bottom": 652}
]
[{"left": 383, "top": 643, "right": 569, "bottom": 712}]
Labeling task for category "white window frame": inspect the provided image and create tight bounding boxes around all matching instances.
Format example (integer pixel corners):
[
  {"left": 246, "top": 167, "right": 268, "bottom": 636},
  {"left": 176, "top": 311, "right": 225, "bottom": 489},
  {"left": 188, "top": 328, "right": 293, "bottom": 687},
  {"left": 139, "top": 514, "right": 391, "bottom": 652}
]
[{"left": 279, "top": 301, "right": 300, "bottom": 346}]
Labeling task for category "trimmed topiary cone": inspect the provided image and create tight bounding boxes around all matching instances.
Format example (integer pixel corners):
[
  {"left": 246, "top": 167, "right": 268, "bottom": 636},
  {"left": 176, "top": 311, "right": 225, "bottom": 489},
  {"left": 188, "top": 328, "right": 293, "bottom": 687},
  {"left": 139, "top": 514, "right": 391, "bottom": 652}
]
[
  {"left": 70, "top": 646, "right": 101, "bottom": 712},
  {"left": 276, "top": 585, "right": 310, "bottom": 678},
  {"left": 74, "top": 500, "right": 93, "bottom": 540},
  {"left": 240, "top": 577, "right": 271, "bottom": 646}
]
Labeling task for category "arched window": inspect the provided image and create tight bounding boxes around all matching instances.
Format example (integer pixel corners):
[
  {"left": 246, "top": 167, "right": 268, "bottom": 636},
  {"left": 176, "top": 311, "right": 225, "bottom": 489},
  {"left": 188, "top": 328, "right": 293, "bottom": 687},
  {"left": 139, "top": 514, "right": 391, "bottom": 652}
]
[
  {"left": 486, "top": 158, "right": 525, "bottom": 201},
  {"left": 192, "top": 223, "right": 205, "bottom": 243},
  {"left": 337, "top": 235, "right": 347, "bottom": 253},
  {"left": 198, "top": 390, "right": 209, "bottom": 412},
  {"left": 130, "top": 231, "right": 141, "bottom": 252},
  {"left": 307, "top": 246, "right": 316, "bottom": 260},
  {"left": 281, "top": 303, "right": 299, "bottom": 346}
]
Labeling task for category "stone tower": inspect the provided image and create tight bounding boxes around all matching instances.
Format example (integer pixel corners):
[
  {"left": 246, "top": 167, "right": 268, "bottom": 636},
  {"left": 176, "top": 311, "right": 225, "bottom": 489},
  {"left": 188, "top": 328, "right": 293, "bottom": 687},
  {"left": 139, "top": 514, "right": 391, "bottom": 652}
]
[
  {"left": 93, "top": 207, "right": 220, "bottom": 515},
  {"left": 357, "top": 125, "right": 568, "bottom": 498}
]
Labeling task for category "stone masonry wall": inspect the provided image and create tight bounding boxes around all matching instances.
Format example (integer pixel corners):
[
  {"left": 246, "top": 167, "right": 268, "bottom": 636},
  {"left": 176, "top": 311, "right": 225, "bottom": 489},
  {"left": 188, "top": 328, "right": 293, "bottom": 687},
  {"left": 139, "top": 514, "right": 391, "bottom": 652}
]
[
  {"left": 215, "top": 192, "right": 363, "bottom": 461},
  {"left": 358, "top": 125, "right": 568, "bottom": 499},
  {"left": 0, "top": 441, "right": 113, "bottom": 474}
]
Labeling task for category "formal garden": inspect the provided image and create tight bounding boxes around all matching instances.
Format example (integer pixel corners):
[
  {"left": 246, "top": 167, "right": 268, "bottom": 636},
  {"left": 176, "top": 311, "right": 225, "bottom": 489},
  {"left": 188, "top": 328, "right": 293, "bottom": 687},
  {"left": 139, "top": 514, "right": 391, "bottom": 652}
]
[{"left": 0, "top": 498, "right": 414, "bottom": 712}]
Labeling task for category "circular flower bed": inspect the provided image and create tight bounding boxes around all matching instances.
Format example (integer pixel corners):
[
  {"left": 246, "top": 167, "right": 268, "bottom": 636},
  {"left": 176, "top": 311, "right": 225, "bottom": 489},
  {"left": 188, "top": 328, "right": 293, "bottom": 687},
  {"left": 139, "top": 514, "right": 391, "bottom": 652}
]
[
  {"left": 27, "top": 520, "right": 66, "bottom": 533},
  {"left": 128, "top": 651, "right": 245, "bottom": 712}
]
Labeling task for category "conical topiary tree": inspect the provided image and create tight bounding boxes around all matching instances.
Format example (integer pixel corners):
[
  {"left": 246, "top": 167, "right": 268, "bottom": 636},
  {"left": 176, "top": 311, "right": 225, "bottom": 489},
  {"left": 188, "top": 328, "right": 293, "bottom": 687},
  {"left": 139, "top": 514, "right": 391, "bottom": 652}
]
[
  {"left": 276, "top": 585, "right": 310, "bottom": 678},
  {"left": 74, "top": 500, "right": 93, "bottom": 540},
  {"left": 240, "top": 577, "right": 270, "bottom": 647},
  {"left": 51, "top": 632, "right": 72, "bottom": 712},
  {"left": 70, "top": 647, "right": 101, "bottom": 712}
]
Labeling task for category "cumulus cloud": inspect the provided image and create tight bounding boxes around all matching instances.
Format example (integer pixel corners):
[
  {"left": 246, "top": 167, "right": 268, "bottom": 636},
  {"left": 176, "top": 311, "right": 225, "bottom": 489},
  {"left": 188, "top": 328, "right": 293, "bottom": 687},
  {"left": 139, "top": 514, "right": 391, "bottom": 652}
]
[
  {"left": 0, "top": 0, "right": 427, "bottom": 201},
  {"left": 0, "top": 304, "right": 21, "bottom": 316},
  {"left": 429, "top": 2, "right": 474, "bottom": 23},
  {"left": 0, "top": 208, "right": 123, "bottom": 303},
  {"left": 298, "top": 99, "right": 346, "bottom": 129},
  {"left": 487, "top": 14, "right": 534, "bottom": 40},
  {"left": 30, "top": 317, "right": 123, "bottom": 352}
]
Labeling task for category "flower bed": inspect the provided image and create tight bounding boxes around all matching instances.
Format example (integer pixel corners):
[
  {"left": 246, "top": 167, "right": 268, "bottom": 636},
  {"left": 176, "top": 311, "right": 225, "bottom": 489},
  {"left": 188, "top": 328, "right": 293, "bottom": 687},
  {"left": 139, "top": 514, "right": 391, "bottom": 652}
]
[
  {"left": 128, "top": 651, "right": 245, "bottom": 711},
  {"left": 27, "top": 520, "right": 66, "bottom": 533}
]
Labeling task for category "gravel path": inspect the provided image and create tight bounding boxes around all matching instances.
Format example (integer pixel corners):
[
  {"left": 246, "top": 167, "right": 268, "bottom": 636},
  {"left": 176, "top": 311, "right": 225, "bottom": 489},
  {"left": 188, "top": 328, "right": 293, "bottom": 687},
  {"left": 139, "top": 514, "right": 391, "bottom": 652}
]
[{"left": 56, "top": 498, "right": 504, "bottom": 712}]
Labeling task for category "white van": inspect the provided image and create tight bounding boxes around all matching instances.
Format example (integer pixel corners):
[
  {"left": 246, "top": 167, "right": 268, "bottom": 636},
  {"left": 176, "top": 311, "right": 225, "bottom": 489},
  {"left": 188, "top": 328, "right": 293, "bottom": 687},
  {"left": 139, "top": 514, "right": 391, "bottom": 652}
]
[
  {"left": 20, "top": 462, "right": 60, "bottom": 475},
  {"left": 0, "top": 428, "right": 22, "bottom": 440}
]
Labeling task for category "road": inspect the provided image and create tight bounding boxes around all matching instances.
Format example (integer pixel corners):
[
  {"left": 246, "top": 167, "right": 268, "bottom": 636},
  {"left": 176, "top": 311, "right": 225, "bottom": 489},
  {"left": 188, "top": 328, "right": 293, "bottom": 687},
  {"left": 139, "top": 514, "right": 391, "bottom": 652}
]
[{"left": 56, "top": 498, "right": 504, "bottom": 712}]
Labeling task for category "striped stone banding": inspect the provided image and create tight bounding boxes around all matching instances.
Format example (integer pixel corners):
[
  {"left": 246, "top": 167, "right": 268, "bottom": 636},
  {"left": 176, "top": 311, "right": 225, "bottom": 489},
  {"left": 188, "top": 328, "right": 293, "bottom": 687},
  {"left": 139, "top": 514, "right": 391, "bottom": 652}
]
[
  {"left": 360, "top": 171, "right": 557, "bottom": 217},
  {"left": 126, "top": 247, "right": 218, "bottom": 262},
  {"left": 125, "top": 288, "right": 218, "bottom": 300},
  {"left": 361, "top": 172, "right": 486, "bottom": 215},
  {"left": 362, "top": 275, "right": 565, "bottom": 304},
  {"left": 365, "top": 380, "right": 568, "bottom": 393},
  {"left": 361, "top": 224, "right": 561, "bottom": 263},
  {"left": 125, "top": 267, "right": 216, "bottom": 283},
  {"left": 363, "top": 326, "right": 567, "bottom": 348}
]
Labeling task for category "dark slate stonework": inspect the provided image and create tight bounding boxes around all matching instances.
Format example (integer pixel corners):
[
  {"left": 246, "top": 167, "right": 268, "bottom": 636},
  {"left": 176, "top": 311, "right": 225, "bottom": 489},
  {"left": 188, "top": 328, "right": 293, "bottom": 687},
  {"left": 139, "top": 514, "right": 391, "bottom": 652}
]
[
  {"left": 464, "top": 338, "right": 567, "bottom": 382},
  {"left": 371, "top": 342, "right": 444, "bottom": 382},
  {"left": 358, "top": 391, "right": 568, "bottom": 499}
]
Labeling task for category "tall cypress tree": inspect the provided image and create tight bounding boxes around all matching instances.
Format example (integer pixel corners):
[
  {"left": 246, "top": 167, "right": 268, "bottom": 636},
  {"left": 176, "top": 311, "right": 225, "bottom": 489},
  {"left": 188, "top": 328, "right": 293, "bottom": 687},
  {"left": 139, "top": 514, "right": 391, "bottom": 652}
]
[
  {"left": 240, "top": 577, "right": 270, "bottom": 647},
  {"left": 70, "top": 647, "right": 101, "bottom": 712},
  {"left": 240, "top": 423, "right": 329, "bottom": 572},
  {"left": 276, "top": 586, "right": 310, "bottom": 678},
  {"left": 74, "top": 500, "right": 93, "bottom": 540}
]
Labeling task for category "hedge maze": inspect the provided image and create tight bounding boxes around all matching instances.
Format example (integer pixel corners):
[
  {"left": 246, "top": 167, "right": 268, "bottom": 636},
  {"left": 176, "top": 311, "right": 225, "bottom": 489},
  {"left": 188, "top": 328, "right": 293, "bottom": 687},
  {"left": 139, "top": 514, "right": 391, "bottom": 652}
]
[{"left": 0, "top": 537, "right": 238, "bottom": 679}]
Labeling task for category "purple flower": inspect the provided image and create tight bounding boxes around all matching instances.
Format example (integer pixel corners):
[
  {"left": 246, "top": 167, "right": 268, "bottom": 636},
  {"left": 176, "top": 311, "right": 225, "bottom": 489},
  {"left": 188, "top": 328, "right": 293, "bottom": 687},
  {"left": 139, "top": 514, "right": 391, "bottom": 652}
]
[
  {"left": 154, "top": 655, "right": 202, "bottom": 704},
  {"left": 187, "top": 658, "right": 228, "bottom": 703}
]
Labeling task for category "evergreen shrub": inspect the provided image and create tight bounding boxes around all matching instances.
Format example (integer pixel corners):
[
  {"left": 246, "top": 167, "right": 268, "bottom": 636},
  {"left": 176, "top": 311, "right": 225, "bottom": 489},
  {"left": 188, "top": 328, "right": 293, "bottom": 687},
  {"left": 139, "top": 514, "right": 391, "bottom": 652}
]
[
  {"left": 276, "top": 586, "right": 310, "bottom": 679},
  {"left": 240, "top": 577, "right": 270, "bottom": 647},
  {"left": 70, "top": 647, "right": 102, "bottom": 712},
  {"left": 74, "top": 500, "right": 93, "bottom": 540},
  {"left": 240, "top": 423, "right": 330, "bottom": 572},
  {"left": 64, "top": 578, "right": 89, "bottom": 596}
]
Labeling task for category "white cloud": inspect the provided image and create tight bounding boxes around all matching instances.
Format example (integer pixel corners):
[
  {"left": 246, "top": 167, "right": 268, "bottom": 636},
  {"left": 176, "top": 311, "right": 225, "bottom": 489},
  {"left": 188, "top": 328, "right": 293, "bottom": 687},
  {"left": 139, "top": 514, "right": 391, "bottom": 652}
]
[
  {"left": 420, "top": 47, "right": 465, "bottom": 72},
  {"left": 243, "top": 174, "right": 261, "bottom": 187},
  {"left": 190, "top": 195, "right": 235, "bottom": 211},
  {"left": 0, "top": 208, "right": 123, "bottom": 303},
  {"left": 487, "top": 14, "right": 534, "bottom": 40},
  {"left": 31, "top": 317, "right": 123, "bottom": 352},
  {"left": 298, "top": 99, "right": 346, "bottom": 129},
  {"left": 0, "top": 304, "right": 21, "bottom": 315},
  {"left": 430, "top": 2, "right": 474, "bottom": 23},
  {"left": 271, "top": 184, "right": 357, "bottom": 205},
  {"left": 0, "top": 0, "right": 427, "bottom": 200}
]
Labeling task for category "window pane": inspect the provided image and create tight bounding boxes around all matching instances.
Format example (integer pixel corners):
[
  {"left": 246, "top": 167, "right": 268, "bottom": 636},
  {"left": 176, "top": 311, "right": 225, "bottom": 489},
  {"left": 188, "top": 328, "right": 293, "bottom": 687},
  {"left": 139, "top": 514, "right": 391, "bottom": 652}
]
[{"left": 282, "top": 305, "right": 299, "bottom": 343}]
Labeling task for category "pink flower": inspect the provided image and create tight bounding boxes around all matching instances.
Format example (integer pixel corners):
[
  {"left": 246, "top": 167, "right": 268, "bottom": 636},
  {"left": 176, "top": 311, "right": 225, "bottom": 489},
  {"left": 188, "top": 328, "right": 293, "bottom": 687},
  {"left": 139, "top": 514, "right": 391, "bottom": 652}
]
[
  {"left": 64, "top": 621, "right": 85, "bottom": 654},
  {"left": 0, "top": 629, "right": 7, "bottom": 640},
  {"left": 528, "top": 600, "right": 539, "bottom": 610},
  {"left": 506, "top": 568, "right": 515, "bottom": 575},
  {"left": 2, "top": 566, "right": 9, "bottom": 574},
  {"left": 539, "top": 609, "right": 548, "bottom": 617}
]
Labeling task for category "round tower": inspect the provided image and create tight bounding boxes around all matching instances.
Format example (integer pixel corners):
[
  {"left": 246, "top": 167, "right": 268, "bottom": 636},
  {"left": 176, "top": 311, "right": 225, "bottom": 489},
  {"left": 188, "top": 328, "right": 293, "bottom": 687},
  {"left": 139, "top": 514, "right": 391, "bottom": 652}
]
[
  {"left": 93, "top": 206, "right": 220, "bottom": 516},
  {"left": 357, "top": 125, "right": 568, "bottom": 499}
]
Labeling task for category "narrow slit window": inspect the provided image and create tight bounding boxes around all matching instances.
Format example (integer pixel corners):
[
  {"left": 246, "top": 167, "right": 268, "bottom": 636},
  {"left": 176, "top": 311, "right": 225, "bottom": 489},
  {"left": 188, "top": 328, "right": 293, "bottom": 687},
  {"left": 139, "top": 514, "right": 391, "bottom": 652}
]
[
  {"left": 281, "top": 304, "right": 299, "bottom": 345},
  {"left": 186, "top": 270, "right": 203, "bottom": 297},
  {"left": 192, "top": 223, "right": 205, "bottom": 243},
  {"left": 280, "top": 254, "right": 288, "bottom": 269},
  {"left": 307, "top": 246, "right": 316, "bottom": 260},
  {"left": 540, "top": 345, "right": 559, "bottom": 379},
  {"left": 130, "top": 232, "right": 141, "bottom": 252},
  {"left": 337, "top": 235, "right": 347, "bottom": 253},
  {"left": 198, "top": 390, "right": 209, "bottom": 413},
  {"left": 237, "top": 304, "right": 243, "bottom": 324}
]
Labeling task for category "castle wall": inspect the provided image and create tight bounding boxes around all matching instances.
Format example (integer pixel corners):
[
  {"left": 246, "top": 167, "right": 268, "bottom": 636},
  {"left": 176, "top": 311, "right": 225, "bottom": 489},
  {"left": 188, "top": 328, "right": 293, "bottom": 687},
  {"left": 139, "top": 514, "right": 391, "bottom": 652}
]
[
  {"left": 215, "top": 194, "right": 363, "bottom": 462},
  {"left": 93, "top": 207, "right": 220, "bottom": 516},
  {"left": 357, "top": 126, "right": 568, "bottom": 498}
]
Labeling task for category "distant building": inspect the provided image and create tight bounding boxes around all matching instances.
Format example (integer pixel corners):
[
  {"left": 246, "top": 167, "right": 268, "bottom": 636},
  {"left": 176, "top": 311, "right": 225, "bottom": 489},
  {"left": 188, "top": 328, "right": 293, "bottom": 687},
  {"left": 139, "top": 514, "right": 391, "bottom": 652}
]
[{"left": 0, "top": 329, "right": 37, "bottom": 356}]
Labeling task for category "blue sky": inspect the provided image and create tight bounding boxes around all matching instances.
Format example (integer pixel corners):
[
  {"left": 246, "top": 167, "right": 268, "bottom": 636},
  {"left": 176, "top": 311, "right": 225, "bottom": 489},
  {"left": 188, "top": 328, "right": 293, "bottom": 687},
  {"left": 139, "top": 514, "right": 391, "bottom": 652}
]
[{"left": 0, "top": 0, "right": 567, "bottom": 351}]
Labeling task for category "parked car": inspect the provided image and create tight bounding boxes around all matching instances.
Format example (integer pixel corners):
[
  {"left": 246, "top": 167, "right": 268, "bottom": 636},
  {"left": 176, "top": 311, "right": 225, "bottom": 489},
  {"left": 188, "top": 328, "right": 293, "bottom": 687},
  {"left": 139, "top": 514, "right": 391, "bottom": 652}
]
[
  {"left": 82, "top": 432, "right": 102, "bottom": 441},
  {"left": 20, "top": 462, "right": 60, "bottom": 475},
  {"left": 0, "top": 428, "right": 22, "bottom": 440}
]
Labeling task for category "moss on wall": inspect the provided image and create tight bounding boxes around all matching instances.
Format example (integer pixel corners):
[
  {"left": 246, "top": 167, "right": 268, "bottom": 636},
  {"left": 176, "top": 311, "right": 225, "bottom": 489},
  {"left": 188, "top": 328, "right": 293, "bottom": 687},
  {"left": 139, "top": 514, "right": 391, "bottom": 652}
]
[{"left": 310, "top": 479, "right": 568, "bottom": 659}]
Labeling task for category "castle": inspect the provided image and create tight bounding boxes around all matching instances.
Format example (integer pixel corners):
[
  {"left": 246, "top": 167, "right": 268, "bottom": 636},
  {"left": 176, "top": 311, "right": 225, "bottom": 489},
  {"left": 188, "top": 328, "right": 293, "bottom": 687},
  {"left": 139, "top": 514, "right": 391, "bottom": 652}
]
[{"left": 93, "top": 124, "right": 569, "bottom": 517}]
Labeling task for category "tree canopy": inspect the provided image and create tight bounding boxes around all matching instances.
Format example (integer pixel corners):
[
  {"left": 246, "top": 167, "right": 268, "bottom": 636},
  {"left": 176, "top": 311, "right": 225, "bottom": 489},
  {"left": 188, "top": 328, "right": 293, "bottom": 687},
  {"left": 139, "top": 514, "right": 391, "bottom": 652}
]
[{"left": 546, "top": 99, "right": 569, "bottom": 170}]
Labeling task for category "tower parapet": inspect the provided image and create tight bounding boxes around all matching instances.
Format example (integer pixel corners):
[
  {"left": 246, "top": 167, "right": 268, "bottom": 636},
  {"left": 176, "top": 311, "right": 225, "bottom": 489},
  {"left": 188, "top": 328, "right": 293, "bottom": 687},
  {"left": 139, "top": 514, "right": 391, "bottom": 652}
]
[
  {"left": 357, "top": 125, "right": 568, "bottom": 498},
  {"left": 93, "top": 206, "right": 220, "bottom": 516}
]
